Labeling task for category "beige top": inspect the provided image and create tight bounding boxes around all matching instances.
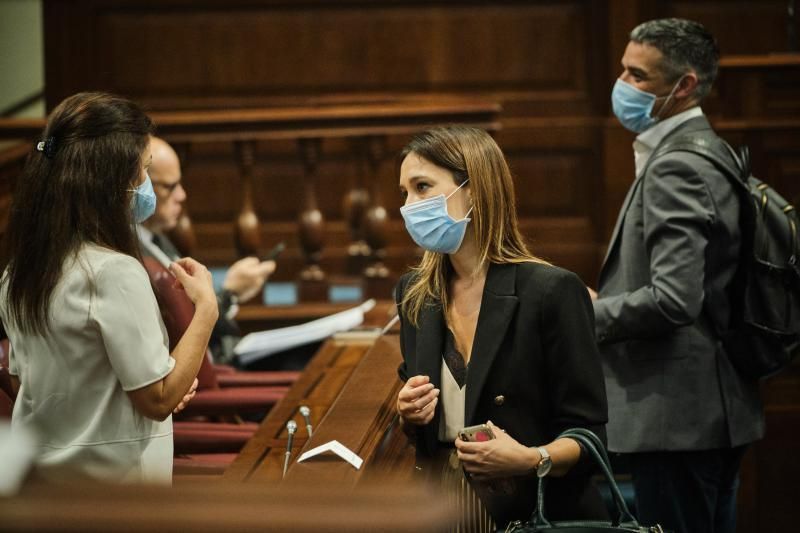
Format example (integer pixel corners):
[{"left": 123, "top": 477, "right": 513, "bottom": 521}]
[
  {"left": 2, "top": 244, "right": 175, "bottom": 484},
  {"left": 438, "top": 360, "right": 466, "bottom": 443}
]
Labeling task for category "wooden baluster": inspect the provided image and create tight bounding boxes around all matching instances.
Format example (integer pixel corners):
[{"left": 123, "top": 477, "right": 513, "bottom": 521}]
[
  {"left": 362, "top": 135, "right": 394, "bottom": 299},
  {"left": 166, "top": 141, "right": 197, "bottom": 257},
  {"left": 234, "top": 140, "right": 262, "bottom": 258},
  {"left": 343, "top": 138, "right": 372, "bottom": 276},
  {"left": 297, "top": 138, "right": 328, "bottom": 301}
]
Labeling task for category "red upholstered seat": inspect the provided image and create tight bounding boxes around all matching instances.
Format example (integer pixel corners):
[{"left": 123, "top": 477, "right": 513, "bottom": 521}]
[
  {"left": 0, "top": 373, "right": 13, "bottom": 418},
  {"left": 173, "top": 453, "right": 239, "bottom": 476},
  {"left": 142, "top": 257, "right": 290, "bottom": 472},
  {"left": 173, "top": 421, "right": 257, "bottom": 454},
  {"left": 0, "top": 339, "right": 16, "bottom": 414},
  {"left": 143, "top": 257, "right": 290, "bottom": 416},
  {"left": 215, "top": 368, "right": 300, "bottom": 388}
]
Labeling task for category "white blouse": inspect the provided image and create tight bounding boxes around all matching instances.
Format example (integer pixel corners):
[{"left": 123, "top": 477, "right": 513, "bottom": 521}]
[{"left": 2, "top": 244, "right": 175, "bottom": 483}]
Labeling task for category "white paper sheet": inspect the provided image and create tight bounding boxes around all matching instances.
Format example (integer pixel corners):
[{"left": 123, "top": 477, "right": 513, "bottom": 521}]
[
  {"left": 234, "top": 299, "right": 376, "bottom": 365},
  {"left": 296, "top": 439, "right": 363, "bottom": 470}
]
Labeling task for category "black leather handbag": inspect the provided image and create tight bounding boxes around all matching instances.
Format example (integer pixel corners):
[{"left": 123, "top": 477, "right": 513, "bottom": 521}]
[{"left": 504, "top": 428, "right": 664, "bottom": 533}]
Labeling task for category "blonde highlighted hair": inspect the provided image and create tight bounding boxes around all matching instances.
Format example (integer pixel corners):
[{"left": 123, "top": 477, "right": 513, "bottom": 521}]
[{"left": 400, "top": 125, "right": 546, "bottom": 326}]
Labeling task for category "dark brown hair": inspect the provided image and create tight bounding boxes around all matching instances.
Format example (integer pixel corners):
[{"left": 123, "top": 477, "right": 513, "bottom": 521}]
[{"left": 2, "top": 92, "right": 154, "bottom": 335}]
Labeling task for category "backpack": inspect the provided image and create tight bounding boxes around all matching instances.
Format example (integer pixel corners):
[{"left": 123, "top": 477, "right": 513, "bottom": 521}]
[{"left": 651, "top": 135, "right": 800, "bottom": 379}]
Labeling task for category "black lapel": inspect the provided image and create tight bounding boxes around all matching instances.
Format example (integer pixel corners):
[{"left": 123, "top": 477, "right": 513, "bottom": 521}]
[
  {"left": 464, "top": 263, "right": 519, "bottom": 425},
  {"left": 415, "top": 301, "right": 445, "bottom": 389},
  {"left": 415, "top": 297, "right": 445, "bottom": 454}
]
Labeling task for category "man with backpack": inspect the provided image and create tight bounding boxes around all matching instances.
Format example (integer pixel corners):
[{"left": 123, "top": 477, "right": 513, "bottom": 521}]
[{"left": 589, "top": 18, "right": 764, "bottom": 533}]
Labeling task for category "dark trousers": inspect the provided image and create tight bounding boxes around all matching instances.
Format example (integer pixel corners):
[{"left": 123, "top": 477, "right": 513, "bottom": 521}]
[{"left": 627, "top": 447, "right": 747, "bottom": 533}]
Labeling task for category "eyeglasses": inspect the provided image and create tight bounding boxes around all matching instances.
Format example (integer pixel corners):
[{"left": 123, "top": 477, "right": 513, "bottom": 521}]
[{"left": 153, "top": 181, "right": 183, "bottom": 194}]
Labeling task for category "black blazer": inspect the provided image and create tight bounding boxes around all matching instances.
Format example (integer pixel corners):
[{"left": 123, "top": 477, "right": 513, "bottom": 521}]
[{"left": 396, "top": 262, "right": 608, "bottom": 525}]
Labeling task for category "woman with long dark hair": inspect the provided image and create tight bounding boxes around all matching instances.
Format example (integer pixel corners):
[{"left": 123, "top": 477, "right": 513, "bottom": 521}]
[
  {"left": 1, "top": 92, "right": 218, "bottom": 483},
  {"left": 395, "top": 125, "right": 608, "bottom": 529}
]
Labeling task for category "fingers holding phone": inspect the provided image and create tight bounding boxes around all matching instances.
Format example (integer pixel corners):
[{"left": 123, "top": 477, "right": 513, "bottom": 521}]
[
  {"left": 397, "top": 375, "right": 440, "bottom": 426},
  {"left": 456, "top": 421, "right": 532, "bottom": 479}
]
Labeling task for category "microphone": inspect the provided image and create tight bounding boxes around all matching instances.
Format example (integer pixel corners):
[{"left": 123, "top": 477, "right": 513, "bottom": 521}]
[
  {"left": 381, "top": 314, "right": 400, "bottom": 335},
  {"left": 283, "top": 420, "right": 297, "bottom": 479},
  {"left": 299, "top": 405, "right": 313, "bottom": 437}
]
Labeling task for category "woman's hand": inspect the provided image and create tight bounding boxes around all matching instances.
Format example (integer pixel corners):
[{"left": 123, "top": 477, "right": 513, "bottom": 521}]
[
  {"left": 455, "top": 421, "right": 537, "bottom": 480},
  {"left": 170, "top": 258, "right": 218, "bottom": 320},
  {"left": 173, "top": 378, "right": 198, "bottom": 414},
  {"left": 397, "top": 375, "right": 440, "bottom": 426}
]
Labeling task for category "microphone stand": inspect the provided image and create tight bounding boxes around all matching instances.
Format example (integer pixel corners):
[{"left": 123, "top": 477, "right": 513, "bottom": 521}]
[{"left": 283, "top": 420, "right": 297, "bottom": 479}]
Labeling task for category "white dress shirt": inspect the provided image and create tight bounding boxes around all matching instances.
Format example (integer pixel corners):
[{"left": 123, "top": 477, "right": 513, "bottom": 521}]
[
  {"left": 2, "top": 244, "right": 175, "bottom": 483},
  {"left": 634, "top": 106, "right": 704, "bottom": 177}
]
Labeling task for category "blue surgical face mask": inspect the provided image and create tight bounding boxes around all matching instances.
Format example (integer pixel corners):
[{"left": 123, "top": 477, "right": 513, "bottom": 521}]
[
  {"left": 611, "top": 78, "right": 681, "bottom": 133},
  {"left": 400, "top": 179, "right": 472, "bottom": 254},
  {"left": 130, "top": 173, "right": 157, "bottom": 223}
]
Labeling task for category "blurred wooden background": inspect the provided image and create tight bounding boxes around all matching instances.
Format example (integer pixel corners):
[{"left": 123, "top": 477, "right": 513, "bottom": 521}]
[{"left": 0, "top": 1, "right": 797, "bottom": 531}]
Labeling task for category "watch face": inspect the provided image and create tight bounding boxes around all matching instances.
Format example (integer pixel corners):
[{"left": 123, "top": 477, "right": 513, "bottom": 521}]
[
  {"left": 536, "top": 448, "right": 552, "bottom": 478},
  {"left": 536, "top": 459, "right": 552, "bottom": 478}
]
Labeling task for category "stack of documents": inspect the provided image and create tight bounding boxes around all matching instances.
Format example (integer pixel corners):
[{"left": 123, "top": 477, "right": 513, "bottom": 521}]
[{"left": 234, "top": 299, "right": 376, "bottom": 365}]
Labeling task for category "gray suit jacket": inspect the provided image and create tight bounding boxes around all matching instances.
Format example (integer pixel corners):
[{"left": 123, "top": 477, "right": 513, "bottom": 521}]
[{"left": 594, "top": 115, "right": 764, "bottom": 453}]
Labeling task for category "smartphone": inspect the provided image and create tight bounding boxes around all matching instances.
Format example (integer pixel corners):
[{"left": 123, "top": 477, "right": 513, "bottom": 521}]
[
  {"left": 459, "top": 424, "right": 495, "bottom": 443},
  {"left": 263, "top": 241, "right": 286, "bottom": 262}
]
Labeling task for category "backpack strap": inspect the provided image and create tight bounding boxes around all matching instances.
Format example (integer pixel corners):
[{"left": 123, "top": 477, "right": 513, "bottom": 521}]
[
  {"left": 647, "top": 135, "right": 747, "bottom": 187},
  {"left": 642, "top": 134, "right": 753, "bottom": 340}
]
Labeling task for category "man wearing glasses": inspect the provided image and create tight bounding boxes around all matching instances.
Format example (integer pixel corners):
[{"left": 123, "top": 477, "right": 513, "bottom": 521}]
[{"left": 138, "top": 136, "right": 275, "bottom": 364}]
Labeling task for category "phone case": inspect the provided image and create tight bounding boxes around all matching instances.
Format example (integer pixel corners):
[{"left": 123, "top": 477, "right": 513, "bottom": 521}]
[{"left": 459, "top": 424, "right": 495, "bottom": 442}]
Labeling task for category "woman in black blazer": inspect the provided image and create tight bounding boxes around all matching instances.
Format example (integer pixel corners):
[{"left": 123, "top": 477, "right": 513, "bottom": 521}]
[{"left": 395, "top": 126, "right": 608, "bottom": 529}]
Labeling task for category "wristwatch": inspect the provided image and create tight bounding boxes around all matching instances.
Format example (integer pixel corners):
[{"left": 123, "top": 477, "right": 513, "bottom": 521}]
[{"left": 535, "top": 446, "right": 552, "bottom": 478}]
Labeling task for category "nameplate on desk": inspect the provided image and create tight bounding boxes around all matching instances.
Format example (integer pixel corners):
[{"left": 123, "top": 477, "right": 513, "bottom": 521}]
[{"left": 296, "top": 440, "right": 363, "bottom": 470}]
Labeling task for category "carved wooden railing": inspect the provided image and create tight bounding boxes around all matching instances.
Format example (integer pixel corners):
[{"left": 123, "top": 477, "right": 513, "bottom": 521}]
[{"left": 0, "top": 100, "right": 501, "bottom": 301}]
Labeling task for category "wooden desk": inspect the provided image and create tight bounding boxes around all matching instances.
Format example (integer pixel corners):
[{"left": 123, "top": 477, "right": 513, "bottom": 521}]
[
  {"left": 2, "top": 480, "right": 454, "bottom": 532},
  {"left": 225, "top": 321, "right": 413, "bottom": 485}
]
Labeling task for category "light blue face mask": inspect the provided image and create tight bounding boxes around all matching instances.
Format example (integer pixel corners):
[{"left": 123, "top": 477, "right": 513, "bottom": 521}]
[
  {"left": 611, "top": 78, "right": 681, "bottom": 133},
  {"left": 400, "top": 179, "right": 472, "bottom": 254},
  {"left": 130, "top": 173, "right": 157, "bottom": 223}
]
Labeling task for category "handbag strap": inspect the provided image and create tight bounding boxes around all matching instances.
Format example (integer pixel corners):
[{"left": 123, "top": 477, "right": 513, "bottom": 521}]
[{"left": 531, "top": 428, "right": 639, "bottom": 528}]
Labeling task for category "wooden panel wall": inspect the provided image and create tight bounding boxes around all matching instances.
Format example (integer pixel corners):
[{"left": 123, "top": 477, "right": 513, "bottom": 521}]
[
  {"left": 39, "top": 4, "right": 799, "bottom": 529},
  {"left": 42, "top": 0, "right": 608, "bottom": 283},
  {"left": 42, "top": 0, "right": 798, "bottom": 284}
]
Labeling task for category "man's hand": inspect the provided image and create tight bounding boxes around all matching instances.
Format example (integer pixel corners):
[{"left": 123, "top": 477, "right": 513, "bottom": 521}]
[{"left": 223, "top": 257, "right": 276, "bottom": 303}]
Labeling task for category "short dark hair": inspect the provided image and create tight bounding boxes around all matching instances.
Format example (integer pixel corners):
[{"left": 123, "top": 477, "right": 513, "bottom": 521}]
[
  {"left": 631, "top": 18, "right": 720, "bottom": 101},
  {"left": 2, "top": 92, "right": 154, "bottom": 335}
]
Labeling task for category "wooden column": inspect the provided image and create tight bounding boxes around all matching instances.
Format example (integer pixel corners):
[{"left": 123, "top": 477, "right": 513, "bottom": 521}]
[
  {"left": 343, "top": 138, "right": 372, "bottom": 276},
  {"left": 297, "top": 137, "right": 328, "bottom": 301},
  {"left": 234, "top": 140, "right": 262, "bottom": 257},
  {"left": 362, "top": 135, "right": 394, "bottom": 300}
]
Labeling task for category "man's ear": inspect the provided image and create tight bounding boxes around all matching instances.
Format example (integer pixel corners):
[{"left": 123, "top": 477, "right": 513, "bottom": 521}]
[{"left": 675, "top": 72, "right": 699, "bottom": 99}]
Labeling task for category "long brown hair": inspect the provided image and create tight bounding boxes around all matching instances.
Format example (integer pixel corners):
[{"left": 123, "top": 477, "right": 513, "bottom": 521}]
[
  {"left": 2, "top": 92, "right": 154, "bottom": 335},
  {"left": 400, "top": 125, "right": 546, "bottom": 326}
]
